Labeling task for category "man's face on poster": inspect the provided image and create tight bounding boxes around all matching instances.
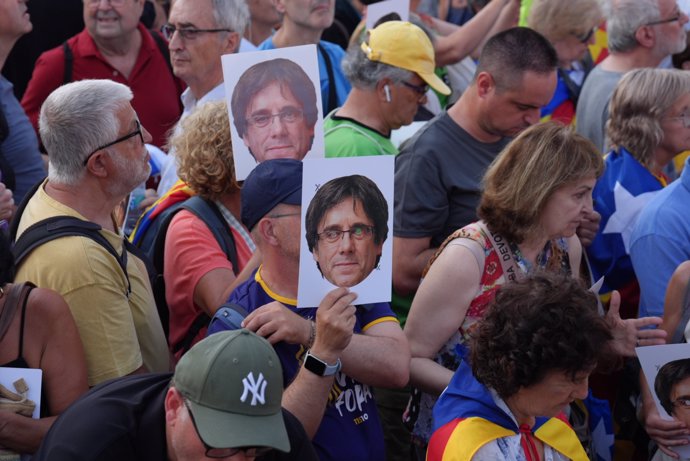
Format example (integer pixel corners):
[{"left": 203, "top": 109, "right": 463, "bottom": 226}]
[
  {"left": 241, "top": 82, "right": 315, "bottom": 162},
  {"left": 312, "top": 197, "right": 383, "bottom": 288},
  {"left": 670, "top": 376, "right": 690, "bottom": 427}
]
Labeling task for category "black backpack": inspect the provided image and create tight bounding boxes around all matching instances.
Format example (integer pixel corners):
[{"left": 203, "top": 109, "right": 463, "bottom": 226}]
[
  {"left": 9, "top": 181, "right": 238, "bottom": 355},
  {"left": 133, "top": 194, "right": 239, "bottom": 354}
]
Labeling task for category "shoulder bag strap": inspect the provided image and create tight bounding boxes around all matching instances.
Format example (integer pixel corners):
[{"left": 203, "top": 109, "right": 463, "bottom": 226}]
[{"left": 0, "top": 283, "right": 25, "bottom": 341}]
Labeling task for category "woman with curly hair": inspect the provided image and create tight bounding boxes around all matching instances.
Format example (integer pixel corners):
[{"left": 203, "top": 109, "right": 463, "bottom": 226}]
[
  {"left": 164, "top": 101, "right": 259, "bottom": 362},
  {"left": 587, "top": 68, "right": 690, "bottom": 318},
  {"left": 427, "top": 273, "right": 612, "bottom": 460},
  {"left": 404, "top": 121, "right": 665, "bottom": 452}
]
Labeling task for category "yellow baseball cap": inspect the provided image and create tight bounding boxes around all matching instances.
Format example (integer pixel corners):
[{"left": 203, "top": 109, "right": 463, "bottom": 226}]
[{"left": 361, "top": 21, "right": 451, "bottom": 95}]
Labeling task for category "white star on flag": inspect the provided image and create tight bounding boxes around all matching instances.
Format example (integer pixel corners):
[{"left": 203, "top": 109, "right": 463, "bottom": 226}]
[{"left": 602, "top": 182, "right": 659, "bottom": 253}]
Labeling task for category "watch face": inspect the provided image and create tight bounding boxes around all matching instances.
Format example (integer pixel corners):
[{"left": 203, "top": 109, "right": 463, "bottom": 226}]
[{"left": 305, "top": 353, "right": 327, "bottom": 376}]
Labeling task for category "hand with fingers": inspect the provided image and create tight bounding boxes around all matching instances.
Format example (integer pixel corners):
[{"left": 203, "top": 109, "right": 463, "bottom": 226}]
[
  {"left": 643, "top": 404, "right": 690, "bottom": 459},
  {"left": 242, "top": 301, "right": 314, "bottom": 346},
  {"left": 0, "top": 182, "right": 14, "bottom": 222},
  {"left": 310, "top": 288, "right": 358, "bottom": 363},
  {"left": 606, "top": 290, "right": 667, "bottom": 357},
  {"left": 576, "top": 209, "right": 601, "bottom": 247}
]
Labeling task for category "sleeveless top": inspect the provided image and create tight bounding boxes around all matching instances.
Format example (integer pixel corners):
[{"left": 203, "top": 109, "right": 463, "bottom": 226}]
[{"left": 412, "top": 222, "right": 571, "bottom": 445}]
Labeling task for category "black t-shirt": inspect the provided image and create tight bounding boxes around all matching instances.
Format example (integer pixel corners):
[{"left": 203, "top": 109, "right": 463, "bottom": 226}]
[{"left": 34, "top": 373, "right": 317, "bottom": 461}]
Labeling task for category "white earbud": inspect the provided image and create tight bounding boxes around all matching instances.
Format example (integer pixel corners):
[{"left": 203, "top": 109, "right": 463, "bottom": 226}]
[{"left": 384, "top": 85, "right": 391, "bottom": 103}]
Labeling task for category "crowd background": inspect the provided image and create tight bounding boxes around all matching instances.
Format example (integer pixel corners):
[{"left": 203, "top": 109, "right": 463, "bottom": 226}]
[{"left": 2, "top": 0, "right": 690, "bottom": 460}]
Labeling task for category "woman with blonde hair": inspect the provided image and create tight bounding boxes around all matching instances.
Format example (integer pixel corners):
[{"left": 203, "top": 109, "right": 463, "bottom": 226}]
[
  {"left": 404, "top": 121, "right": 664, "bottom": 454},
  {"left": 528, "top": 0, "right": 603, "bottom": 124},
  {"left": 587, "top": 68, "right": 690, "bottom": 317}
]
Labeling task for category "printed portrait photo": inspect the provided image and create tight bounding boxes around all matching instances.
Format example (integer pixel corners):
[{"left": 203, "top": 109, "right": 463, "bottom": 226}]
[
  {"left": 222, "top": 45, "right": 325, "bottom": 180},
  {"left": 297, "top": 156, "right": 394, "bottom": 308},
  {"left": 638, "top": 343, "right": 690, "bottom": 458}
]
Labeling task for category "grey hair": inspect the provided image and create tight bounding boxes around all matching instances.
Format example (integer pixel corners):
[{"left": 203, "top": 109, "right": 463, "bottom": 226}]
[
  {"left": 342, "top": 44, "right": 414, "bottom": 90},
  {"left": 607, "top": 68, "right": 690, "bottom": 166},
  {"left": 40, "top": 79, "right": 133, "bottom": 186},
  {"left": 605, "top": 0, "right": 660, "bottom": 53},
  {"left": 212, "top": 0, "right": 250, "bottom": 37}
]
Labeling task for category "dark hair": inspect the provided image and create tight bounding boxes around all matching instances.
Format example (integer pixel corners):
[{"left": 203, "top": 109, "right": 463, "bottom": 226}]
[
  {"left": 474, "top": 27, "right": 558, "bottom": 91},
  {"left": 0, "top": 232, "right": 15, "bottom": 285},
  {"left": 655, "top": 358, "right": 690, "bottom": 416},
  {"left": 470, "top": 272, "right": 611, "bottom": 399},
  {"left": 305, "top": 175, "right": 389, "bottom": 253},
  {"left": 231, "top": 58, "right": 319, "bottom": 138}
]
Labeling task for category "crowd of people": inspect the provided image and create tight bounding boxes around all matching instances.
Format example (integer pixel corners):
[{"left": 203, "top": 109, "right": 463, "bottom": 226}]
[{"left": 2, "top": 0, "right": 690, "bottom": 459}]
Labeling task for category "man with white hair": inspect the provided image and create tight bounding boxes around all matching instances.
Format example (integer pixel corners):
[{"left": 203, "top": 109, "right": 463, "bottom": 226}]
[
  {"left": 14, "top": 79, "right": 169, "bottom": 387},
  {"left": 156, "top": 0, "right": 249, "bottom": 195},
  {"left": 577, "top": 0, "right": 689, "bottom": 151}
]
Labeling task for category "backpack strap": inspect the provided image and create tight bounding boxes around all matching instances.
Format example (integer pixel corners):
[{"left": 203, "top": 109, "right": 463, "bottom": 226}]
[
  {"left": 12, "top": 216, "right": 132, "bottom": 296},
  {"left": 147, "top": 29, "right": 173, "bottom": 77},
  {"left": 171, "top": 312, "right": 211, "bottom": 355},
  {"left": 181, "top": 196, "right": 238, "bottom": 275},
  {"left": 317, "top": 43, "right": 338, "bottom": 114},
  {"left": 62, "top": 41, "right": 73, "bottom": 84}
]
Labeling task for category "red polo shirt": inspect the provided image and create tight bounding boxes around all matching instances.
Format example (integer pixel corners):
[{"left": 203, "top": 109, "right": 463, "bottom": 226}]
[{"left": 22, "top": 23, "right": 184, "bottom": 149}]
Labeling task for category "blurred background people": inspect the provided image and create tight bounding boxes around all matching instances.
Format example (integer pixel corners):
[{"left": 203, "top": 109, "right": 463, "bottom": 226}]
[{"left": 527, "top": 0, "right": 603, "bottom": 125}]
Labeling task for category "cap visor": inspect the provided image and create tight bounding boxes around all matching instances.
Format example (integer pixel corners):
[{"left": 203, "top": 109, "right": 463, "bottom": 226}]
[
  {"left": 282, "top": 186, "right": 302, "bottom": 206},
  {"left": 420, "top": 72, "right": 451, "bottom": 96},
  {"left": 188, "top": 401, "right": 291, "bottom": 453}
]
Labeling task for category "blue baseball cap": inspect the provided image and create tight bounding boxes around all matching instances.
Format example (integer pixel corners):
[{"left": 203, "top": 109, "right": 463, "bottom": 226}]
[{"left": 241, "top": 159, "right": 303, "bottom": 231}]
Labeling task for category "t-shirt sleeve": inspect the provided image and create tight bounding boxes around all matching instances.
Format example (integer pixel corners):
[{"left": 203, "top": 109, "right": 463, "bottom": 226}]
[
  {"left": 164, "top": 211, "right": 237, "bottom": 316},
  {"left": 359, "top": 302, "right": 398, "bottom": 332}
]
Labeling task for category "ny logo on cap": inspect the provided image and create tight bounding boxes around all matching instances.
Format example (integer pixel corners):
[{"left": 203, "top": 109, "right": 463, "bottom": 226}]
[{"left": 240, "top": 372, "right": 267, "bottom": 406}]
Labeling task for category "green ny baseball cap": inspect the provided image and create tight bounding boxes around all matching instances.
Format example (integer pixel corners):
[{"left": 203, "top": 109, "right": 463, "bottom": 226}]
[{"left": 173, "top": 330, "right": 289, "bottom": 452}]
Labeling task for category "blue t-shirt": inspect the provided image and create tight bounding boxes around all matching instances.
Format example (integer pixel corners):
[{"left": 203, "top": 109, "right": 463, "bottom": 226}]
[
  {"left": 209, "top": 268, "right": 393, "bottom": 461},
  {"left": 0, "top": 76, "right": 46, "bottom": 202},
  {"left": 258, "top": 38, "right": 351, "bottom": 115}
]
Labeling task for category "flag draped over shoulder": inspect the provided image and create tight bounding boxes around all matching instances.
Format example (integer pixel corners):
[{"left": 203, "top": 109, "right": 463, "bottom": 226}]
[
  {"left": 587, "top": 148, "right": 664, "bottom": 295},
  {"left": 427, "top": 360, "right": 588, "bottom": 461},
  {"left": 129, "top": 180, "right": 195, "bottom": 246}
]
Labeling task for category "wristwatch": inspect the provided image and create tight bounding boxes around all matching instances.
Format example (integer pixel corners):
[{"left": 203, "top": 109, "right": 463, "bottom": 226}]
[{"left": 303, "top": 350, "right": 341, "bottom": 377}]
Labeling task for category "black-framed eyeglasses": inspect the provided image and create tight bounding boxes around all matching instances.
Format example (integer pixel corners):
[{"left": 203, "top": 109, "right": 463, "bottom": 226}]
[
  {"left": 161, "top": 24, "right": 233, "bottom": 41},
  {"left": 183, "top": 400, "right": 273, "bottom": 459},
  {"left": 87, "top": 0, "right": 126, "bottom": 6},
  {"left": 575, "top": 27, "right": 596, "bottom": 44},
  {"left": 83, "top": 119, "right": 144, "bottom": 166},
  {"left": 317, "top": 225, "right": 375, "bottom": 244},
  {"left": 645, "top": 13, "right": 682, "bottom": 26},
  {"left": 246, "top": 108, "right": 304, "bottom": 128},
  {"left": 400, "top": 80, "right": 429, "bottom": 96},
  {"left": 268, "top": 212, "right": 301, "bottom": 219}
]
